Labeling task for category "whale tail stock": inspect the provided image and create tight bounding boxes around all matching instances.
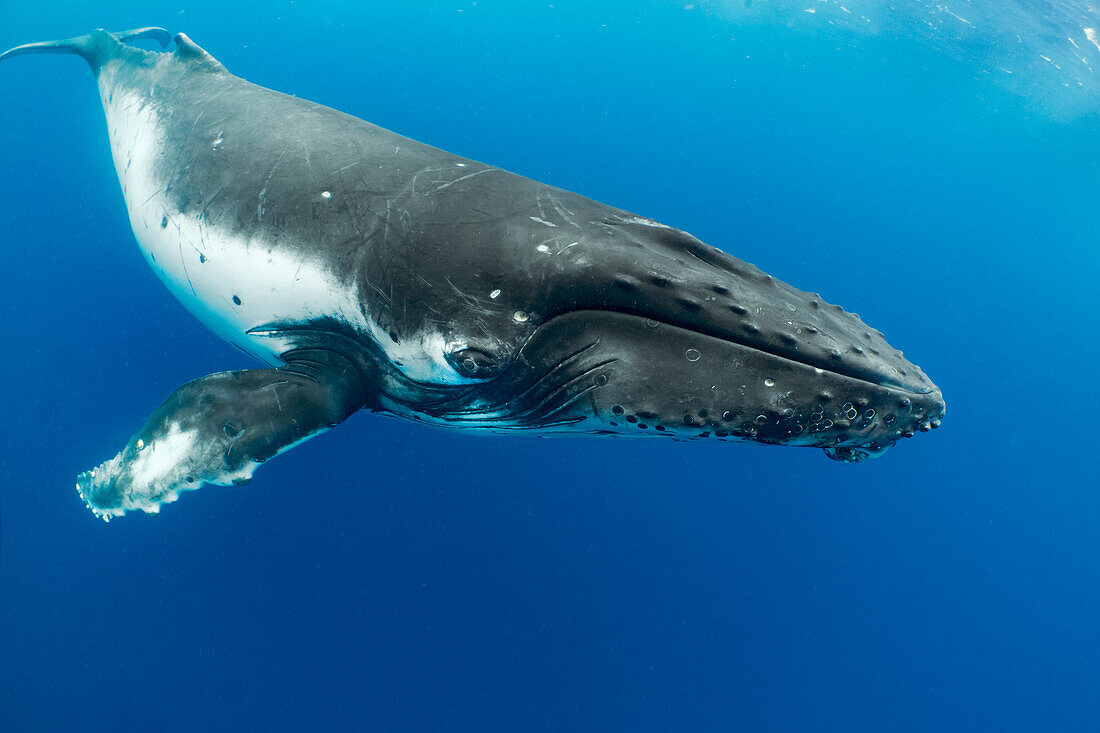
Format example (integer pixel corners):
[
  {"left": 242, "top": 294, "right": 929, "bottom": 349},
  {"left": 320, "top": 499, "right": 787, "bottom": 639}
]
[{"left": 0, "top": 27, "right": 172, "bottom": 69}]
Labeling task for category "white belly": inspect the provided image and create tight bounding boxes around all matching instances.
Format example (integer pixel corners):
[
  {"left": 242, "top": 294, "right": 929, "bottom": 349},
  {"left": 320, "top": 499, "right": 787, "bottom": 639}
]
[{"left": 99, "top": 88, "right": 369, "bottom": 365}]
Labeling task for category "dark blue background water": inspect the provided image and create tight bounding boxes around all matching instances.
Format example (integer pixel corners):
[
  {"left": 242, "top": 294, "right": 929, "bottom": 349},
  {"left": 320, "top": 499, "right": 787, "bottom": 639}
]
[{"left": 2, "top": 2, "right": 1098, "bottom": 730}]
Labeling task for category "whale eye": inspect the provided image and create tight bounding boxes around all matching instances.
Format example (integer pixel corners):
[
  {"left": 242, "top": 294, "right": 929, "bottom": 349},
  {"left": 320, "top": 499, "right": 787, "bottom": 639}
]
[{"left": 445, "top": 347, "right": 500, "bottom": 380}]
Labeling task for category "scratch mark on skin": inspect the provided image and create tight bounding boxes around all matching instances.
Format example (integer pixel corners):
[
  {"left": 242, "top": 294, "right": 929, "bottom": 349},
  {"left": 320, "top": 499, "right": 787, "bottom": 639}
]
[
  {"left": 444, "top": 277, "right": 487, "bottom": 310},
  {"left": 201, "top": 184, "right": 228, "bottom": 223},
  {"left": 301, "top": 140, "right": 313, "bottom": 171},
  {"left": 405, "top": 165, "right": 456, "bottom": 197},
  {"left": 178, "top": 237, "right": 197, "bottom": 296},
  {"left": 380, "top": 200, "right": 393, "bottom": 253},
  {"left": 544, "top": 192, "right": 579, "bottom": 228},
  {"left": 173, "top": 216, "right": 206, "bottom": 263},
  {"left": 433, "top": 167, "right": 496, "bottom": 192},
  {"left": 261, "top": 149, "right": 288, "bottom": 194},
  {"left": 421, "top": 301, "right": 447, "bottom": 319},
  {"left": 364, "top": 277, "right": 392, "bottom": 309},
  {"left": 530, "top": 216, "right": 557, "bottom": 227},
  {"left": 260, "top": 380, "right": 292, "bottom": 412}
]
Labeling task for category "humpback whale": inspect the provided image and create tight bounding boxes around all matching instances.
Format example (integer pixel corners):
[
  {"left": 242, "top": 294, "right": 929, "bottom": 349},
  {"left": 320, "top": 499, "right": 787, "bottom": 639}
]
[{"left": 1, "top": 28, "right": 944, "bottom": 519}]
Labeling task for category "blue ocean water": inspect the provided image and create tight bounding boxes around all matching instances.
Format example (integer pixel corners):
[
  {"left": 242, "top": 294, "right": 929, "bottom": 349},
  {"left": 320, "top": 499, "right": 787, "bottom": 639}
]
[{"left": 1, "top": 1, "right": 1098, "bottom": 730}]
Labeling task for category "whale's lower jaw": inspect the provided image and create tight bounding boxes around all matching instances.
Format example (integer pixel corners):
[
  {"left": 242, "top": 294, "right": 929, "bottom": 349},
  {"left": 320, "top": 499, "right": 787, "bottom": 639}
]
[{"left": 389, "top": 310, "right": 944, "bottom": 459}]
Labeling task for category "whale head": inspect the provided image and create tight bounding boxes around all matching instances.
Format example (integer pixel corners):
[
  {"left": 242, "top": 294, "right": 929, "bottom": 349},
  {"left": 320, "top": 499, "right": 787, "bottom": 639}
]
[{"left": 378, "top": 213, "right": 944, "bottom": 461}]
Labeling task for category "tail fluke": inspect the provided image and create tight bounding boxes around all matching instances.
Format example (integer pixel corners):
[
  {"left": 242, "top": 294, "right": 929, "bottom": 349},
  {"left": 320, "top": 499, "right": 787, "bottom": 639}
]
[{"left": 0, "top": 27, "right": 172, "bottom": 67}]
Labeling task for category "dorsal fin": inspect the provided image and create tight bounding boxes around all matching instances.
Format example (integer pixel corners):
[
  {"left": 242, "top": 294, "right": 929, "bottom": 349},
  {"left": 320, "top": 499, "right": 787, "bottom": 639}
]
[
  {"left": 173, "top": 33, "right": 227, "bottom": 73},
  {"left": 116, "top": 27, "right": 174, "bottom": 46},
  {"left": 0, "top": 27, "right": 172, "bottom": 69}
]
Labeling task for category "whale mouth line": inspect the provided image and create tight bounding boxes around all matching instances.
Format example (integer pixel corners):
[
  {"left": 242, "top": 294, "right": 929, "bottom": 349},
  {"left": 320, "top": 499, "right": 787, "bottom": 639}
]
[{"left": 699, "top": 329, "right": 935, "bottom": 396}]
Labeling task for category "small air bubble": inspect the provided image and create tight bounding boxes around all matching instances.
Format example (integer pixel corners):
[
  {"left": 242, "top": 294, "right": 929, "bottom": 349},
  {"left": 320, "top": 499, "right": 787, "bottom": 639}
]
[
  {"left": 321, "top": 190, "right": 332, "bottom": 199},
  {"left": 685, "top": 348, "right": 701, "bottom": 362},
  {"left": 764, "top": 378, "right": 775, "bottom": 387},
  {"left": 489, "top": 289, "right": 501, "bottom": 299},
  {"left": 512, "top": 310, "right": 529, "bottom": 323}
]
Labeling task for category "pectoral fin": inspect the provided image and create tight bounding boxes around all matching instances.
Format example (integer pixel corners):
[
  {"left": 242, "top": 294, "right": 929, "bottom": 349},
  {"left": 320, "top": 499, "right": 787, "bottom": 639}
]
[{"left": 77, "top": 353, "right": 367, "bottom": 519}]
